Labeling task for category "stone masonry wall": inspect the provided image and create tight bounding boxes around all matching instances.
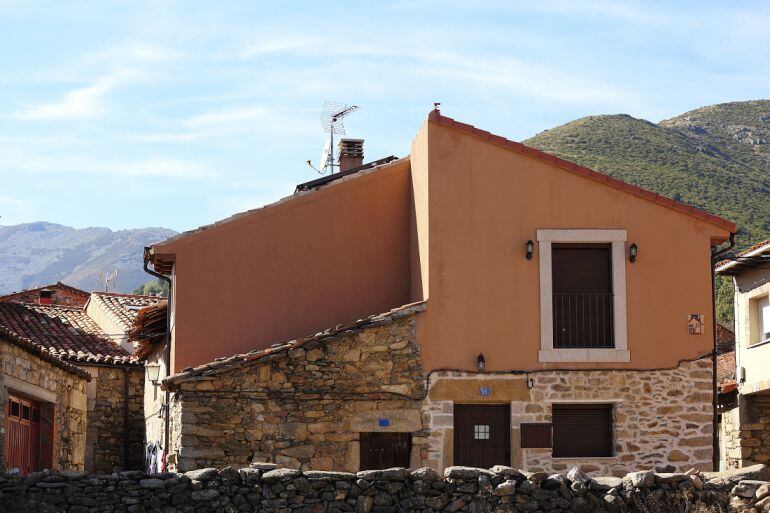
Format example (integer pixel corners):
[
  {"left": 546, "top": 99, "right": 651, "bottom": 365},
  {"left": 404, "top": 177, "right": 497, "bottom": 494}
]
[
  {"left": 83, "top": 366, "right": 145, "bottom": 474},
  {"left": 1, "top": 463, "right": 770, "bottom": 513},
  {"left": 0, "top": 340, "right": 88, "bottom": 471},
  {"left": 168, "top": 316, "right": 427, "bottom": 472},
  {"left": 425, "top": 358, "right": 714, "bottom": 476},
  {"left": 721, "top": 394, "right": 770, "bottom": 469}
]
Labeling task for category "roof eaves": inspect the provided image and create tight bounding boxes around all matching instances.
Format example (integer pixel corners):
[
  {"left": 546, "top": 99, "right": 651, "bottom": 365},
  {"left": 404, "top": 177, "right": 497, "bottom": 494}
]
[
  {"left": 0, "top": 326, "right": 92, "bottom": 380},
  {"left": 716, "top": 238, "right": 770, "bottom": 275},
  {"left": 428, "top": 110, "right": 737, "bottom": 234}
]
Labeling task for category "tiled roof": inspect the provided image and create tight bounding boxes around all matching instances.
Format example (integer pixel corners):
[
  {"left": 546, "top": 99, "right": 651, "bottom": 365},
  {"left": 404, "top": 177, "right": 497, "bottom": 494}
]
[
  {"left": 0, "top": 302, "right": 137, "bottom": 365},
  {"left": 715, "top": 238, "right": 770, "bottom": 275},
  {"left": 0, "top": 326, "right": 92, "bottom": 380},
  {"left": 164, "top": 301, "right": 426, "bottom": 388},
  {"left": 717, "top": 349, "right": 736, "bottom": 393},
  {"left": 87, "top": 292, "right": 165, "bottom": 332},
  {"left": 428, "top": 110, "right": 736, "bottom": 234},
  {"left": 129, "top": 301, "right": 168, "bottom": 360},
  {"left": 0, "top": 282, "right": 90, "bottom": 306}
]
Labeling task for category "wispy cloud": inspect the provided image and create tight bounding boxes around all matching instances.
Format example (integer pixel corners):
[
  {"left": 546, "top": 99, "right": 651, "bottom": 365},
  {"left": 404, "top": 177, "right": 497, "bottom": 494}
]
[{"left": 14, "top": 68, "right": 140, "bottom": 121}]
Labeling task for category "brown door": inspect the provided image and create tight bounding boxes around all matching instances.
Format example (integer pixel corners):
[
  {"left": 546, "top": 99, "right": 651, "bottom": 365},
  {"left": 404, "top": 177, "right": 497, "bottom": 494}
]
[
  {"left": 359, "top": 432, "right": 411, "bottom": 470},
  {"left": 454, "top": 404, "right": 510, "bottom": 468},
  {"left": 3, "top": 394, "right": 42, "bottom": 476}
]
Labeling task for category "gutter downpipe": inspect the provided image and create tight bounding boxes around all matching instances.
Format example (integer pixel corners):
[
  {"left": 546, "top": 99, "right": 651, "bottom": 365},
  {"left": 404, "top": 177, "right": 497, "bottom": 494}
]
[
  {"left": 143, "top": 247, "right": 173, "bottom": 466},
  {"left": 711, "top": 232, "right": 735, "bottom": 471}
]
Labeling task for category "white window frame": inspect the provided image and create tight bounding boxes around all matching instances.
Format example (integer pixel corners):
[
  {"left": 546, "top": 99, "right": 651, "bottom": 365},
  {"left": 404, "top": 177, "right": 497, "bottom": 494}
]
[{"left": 537, "top": 229, "right": 630, "bottom": 363}]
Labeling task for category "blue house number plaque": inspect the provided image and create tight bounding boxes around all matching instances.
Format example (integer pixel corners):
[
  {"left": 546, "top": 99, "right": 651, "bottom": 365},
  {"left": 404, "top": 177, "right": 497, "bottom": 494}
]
[
  {"left": 479, "top": 386, "right": 490, "bottom": 396},
  {"left": 378, "top": 418, "right": 390, "bottom": 427}
]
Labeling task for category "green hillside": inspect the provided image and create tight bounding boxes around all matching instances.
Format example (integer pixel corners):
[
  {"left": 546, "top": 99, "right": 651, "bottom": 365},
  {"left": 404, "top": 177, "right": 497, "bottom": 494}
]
[{"left": 525, "top": 100, "right": 770, "bottom": 326}]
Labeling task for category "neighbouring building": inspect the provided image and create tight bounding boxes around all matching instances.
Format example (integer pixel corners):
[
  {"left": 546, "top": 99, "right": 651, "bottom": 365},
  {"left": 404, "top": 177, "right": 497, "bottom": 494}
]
[
  {"left": 0, "top": 282, "right": 90, "bottom": 308},
  {"left": 0, "top": 287, "right": 148, "bottom": 475},
  {"left": 717, "top": 239, "right": 770, "bottom": 469},
  {"left": 146, "top": 110, "right": 735, "bottom": 476}
]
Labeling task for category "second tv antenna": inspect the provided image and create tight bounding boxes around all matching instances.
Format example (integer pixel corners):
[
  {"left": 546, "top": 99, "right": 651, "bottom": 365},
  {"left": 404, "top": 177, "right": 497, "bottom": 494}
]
[{"left": 307, "top": 101, "right": 359, "bottom": 175}]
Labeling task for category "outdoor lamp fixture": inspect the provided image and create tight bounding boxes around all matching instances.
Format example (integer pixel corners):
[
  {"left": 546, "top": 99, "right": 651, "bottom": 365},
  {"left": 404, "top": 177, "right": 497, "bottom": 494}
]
[
  {"left": 477, "top": 353, "right": 486, "bottom": 373},
  {"left": 525, "top": 240, "right": 535, "bottom": 260},
  {"left": 146, "top": 364, "right": 161, "bottom": 385},
  {"left": 629, "top": 243, "right": 638, "bottom": 263}
]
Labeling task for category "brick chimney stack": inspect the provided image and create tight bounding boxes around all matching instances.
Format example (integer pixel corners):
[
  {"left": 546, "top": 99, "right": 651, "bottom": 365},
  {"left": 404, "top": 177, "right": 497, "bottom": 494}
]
[
  {"left": 338, "top": 138, "right": 364, "bottom": 173},
  {"left": 39, "top": 289, "right": 53, "bottom": 305}
]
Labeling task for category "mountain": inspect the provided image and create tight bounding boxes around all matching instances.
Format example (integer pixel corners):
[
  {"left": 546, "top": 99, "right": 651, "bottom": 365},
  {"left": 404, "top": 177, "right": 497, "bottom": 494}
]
[
  {"left": 0, "top": 222, "right": 176, "bottom": 295},
  {"left": 525, "top": 100, "right": 769, "bottom": 248}
]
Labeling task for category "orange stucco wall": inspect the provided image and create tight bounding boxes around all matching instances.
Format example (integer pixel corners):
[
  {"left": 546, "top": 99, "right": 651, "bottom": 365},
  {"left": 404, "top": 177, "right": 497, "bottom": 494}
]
[
  {"left": 156, "top": 159, "right": 413, "bottom": 372},
  {"left": 410, "top": 119, "right": 731, "bottom": 372}
]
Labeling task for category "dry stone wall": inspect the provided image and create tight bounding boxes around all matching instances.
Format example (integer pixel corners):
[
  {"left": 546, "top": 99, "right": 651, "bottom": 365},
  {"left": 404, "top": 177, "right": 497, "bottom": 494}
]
[
  {"left": 0, "top": 340, "right": 88, "bottom": 471},
  {"left": 1, "top": 463, "right": 769, "bottom": 513},
  {"left": 167, "top": 316, "right": 428, "bottom": 472},
  {"left": 721, "top": 394, "right": 770, "bottom": 469}
]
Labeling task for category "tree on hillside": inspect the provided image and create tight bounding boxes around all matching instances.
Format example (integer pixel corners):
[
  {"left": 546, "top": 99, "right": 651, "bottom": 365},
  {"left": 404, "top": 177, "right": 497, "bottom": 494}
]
[{"left": 132, "top": 278, "right": 169, "bottom": 297}]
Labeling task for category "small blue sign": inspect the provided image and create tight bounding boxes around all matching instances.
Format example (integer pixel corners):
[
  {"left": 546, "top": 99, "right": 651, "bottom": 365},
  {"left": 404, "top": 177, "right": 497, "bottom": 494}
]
[
  {"left": 378, "top": 418, "right": 390, "bottom": 427},
  {"left": 479, "top": 386, "right": 490, "bottom": 397}
]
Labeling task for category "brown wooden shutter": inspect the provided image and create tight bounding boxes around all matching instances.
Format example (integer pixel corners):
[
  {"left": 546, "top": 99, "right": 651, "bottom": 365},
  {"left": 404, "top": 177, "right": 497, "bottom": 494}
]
[
  {"left": 552, "top": 404, "right": 613, "bottom": 457},
  {"left": 551, "top": 244, "right": 614, "bottom": 348},
  {"left": 520, "top": 423, "right": 552, "bottom": 448}
]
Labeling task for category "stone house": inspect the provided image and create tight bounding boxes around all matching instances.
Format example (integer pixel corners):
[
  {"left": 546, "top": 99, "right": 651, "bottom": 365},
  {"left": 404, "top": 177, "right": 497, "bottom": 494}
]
[
  {"left": 717, "top": 239, "right": 770, "bottom": 468},
  {"left": 0, "top": 290, "right": 146, "bottom": 474},
  {"left": 0, "top": 282, "right": 90, "bottom": 308},
  {"left": 146, "top": 109, "right": 736, "bottom": 476}
]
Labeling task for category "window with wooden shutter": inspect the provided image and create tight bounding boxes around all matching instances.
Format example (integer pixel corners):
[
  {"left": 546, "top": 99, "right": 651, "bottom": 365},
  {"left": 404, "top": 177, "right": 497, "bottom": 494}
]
[
  {"left": 552, "top": 404, "right": 613, "bottom": 458},
  {"left": 359, "top": 432, "right": 411, "bottom": 470},
  {"left": 520, "top": 423, "right": 552, "bottom": 448},
  {"left": 551, "top": 244, "right": 614, "bottom": 348}
]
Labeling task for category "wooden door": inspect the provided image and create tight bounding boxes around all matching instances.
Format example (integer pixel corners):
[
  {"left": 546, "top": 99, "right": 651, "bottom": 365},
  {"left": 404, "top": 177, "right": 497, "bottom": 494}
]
[
  {"left": 454, "top": 404, "right": 510, "bottom": 468},
  {"left": 359, "top": 432, "right": 411, "bottom": 470},
  {"left": 3, "top": 394, "right": 42, "bottom": 476}
]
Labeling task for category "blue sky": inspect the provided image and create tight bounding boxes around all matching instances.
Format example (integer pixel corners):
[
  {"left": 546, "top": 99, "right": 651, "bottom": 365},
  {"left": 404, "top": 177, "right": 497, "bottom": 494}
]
[{"left": 1, "top": 1, "right": 768, "bottom": 232}]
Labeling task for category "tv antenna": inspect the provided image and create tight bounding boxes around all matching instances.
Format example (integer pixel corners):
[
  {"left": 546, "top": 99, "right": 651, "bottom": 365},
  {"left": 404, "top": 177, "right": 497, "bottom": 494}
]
[
  {"left": 99, "top": 269, "right": 118, "bottom": 292},
  {"left": 306, "top": 101, "right": 359, "bottom": 175}
]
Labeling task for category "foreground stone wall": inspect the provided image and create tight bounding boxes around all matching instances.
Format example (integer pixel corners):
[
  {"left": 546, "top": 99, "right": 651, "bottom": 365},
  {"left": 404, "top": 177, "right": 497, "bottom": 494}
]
[
  {"left": 0, "top": 340, "right": 88, "bottom": 472},
  {"left": 721, "top": 394, "right": 770, "bottom": 469},
  {"left": 83, "top": 366, "right": 145, "bottom": 474},
  {"left": 1, "top": 463, "right": 769, "bottom": 513},
  {"left": 167, "top": 315, "right": 427, "bottom": 472}
]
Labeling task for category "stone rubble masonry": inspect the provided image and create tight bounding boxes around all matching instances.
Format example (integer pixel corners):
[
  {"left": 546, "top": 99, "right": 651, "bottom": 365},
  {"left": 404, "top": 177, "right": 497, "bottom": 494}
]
[
  {"left": 167, "top": 315, "right": 428, "bottom": 472},
  {"left": 1, "top": 463, "right": 769, "bottom": 513},
  {"left": 165, "top": 309, "right": 715, "bottom": 475},
  {"left": 721, "top": 394, "right": 770, "bottom": 469},
  {"left": 82, "top": 365, "right": 145, "bottom": 474},
  {"left": 0, "top": 340, "right": 88, "bottom": 471},
  {"left": 425, "top": 358, "right": 715, "bottom": 476}
]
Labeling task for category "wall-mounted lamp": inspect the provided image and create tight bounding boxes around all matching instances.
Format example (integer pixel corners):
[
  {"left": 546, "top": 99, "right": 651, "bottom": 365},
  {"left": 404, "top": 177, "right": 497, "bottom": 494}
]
[
  {"left": 146, "top": 364, "right": 161, "bottom": 385},
  {"left": 525, "top": 240, "right": 535, "bottom": 260},
  {"left": 477, "top": 353, "right": 486, "bottom": 373},
  {"left": 629, "top": 243, "right": 638, "bottom": 263}
]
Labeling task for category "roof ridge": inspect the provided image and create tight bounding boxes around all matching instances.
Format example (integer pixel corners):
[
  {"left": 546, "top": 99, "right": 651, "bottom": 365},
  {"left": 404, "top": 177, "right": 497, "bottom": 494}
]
[{"left": 427, "top": 110, "right": 736, "bottom": 233}]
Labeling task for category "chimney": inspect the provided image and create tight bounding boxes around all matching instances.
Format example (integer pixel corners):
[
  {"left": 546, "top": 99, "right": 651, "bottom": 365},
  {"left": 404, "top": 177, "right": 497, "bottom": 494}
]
[
  {"left": 39, "top": 288, "right": 53, "bottom": 305},
  {"left": 338, "top": 138, "right": 364, "bottom": 173}
]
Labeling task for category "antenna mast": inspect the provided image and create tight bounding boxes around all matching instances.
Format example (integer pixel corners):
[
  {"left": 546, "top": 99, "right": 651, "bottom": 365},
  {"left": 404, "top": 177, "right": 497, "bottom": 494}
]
[{"left": 309, "top": 101, "right": 359, "bottom": 175}]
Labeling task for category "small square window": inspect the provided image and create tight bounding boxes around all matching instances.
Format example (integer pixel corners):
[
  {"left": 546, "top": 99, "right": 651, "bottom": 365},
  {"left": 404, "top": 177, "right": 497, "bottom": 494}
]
[
  {"left": 474, "top": 425, "right": 490, "bottom": 440},
  {"left": 21, "top": 404, "right": 30, "bottom": 420},
  {"left": 10, "top": 400, "right": 20, "bottom": 418}
]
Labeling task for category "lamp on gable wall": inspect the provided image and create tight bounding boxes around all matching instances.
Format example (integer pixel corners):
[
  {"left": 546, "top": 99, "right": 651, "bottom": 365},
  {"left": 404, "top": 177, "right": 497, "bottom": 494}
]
[
  {"left": 146, "top": 364, "right": 161, "bottom": 385},
  {"left": 629, "top": 243, "right": 638, "bottom": 263},
  {"left": 525, "top": 240, "right": 535, "bottom": 260},
  {"left": 477, "top": 353, "right": 486, "bottom": 373}
]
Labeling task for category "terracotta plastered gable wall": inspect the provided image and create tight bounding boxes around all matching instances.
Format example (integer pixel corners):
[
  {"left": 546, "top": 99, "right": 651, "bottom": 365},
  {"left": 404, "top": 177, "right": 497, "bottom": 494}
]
[
  {"left": 159, "top": 159, "right": 413, "bottom": 373},
  {"left": 0, "top": 340, "right": 88, "bottom": 471},
  {"left": 165, "top": 315, "right": 428, "bottom": 472},
  {"left": 410, "top": 117, "right": 730, "bottom": 372}
]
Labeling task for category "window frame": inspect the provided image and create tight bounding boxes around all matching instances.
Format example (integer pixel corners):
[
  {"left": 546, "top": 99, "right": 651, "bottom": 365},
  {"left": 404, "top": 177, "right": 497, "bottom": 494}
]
[
  {"left": 749, "top": 294, "right": 770, "bottom": 348},
  {"left": 537, "top": 229, "right": 630, "bottom": 363}
]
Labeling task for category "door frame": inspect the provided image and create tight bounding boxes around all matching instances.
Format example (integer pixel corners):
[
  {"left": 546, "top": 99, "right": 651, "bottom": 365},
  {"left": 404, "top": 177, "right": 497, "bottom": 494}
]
[{"left": 453, "top": 403, "right": 511, "bottom": 467}]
